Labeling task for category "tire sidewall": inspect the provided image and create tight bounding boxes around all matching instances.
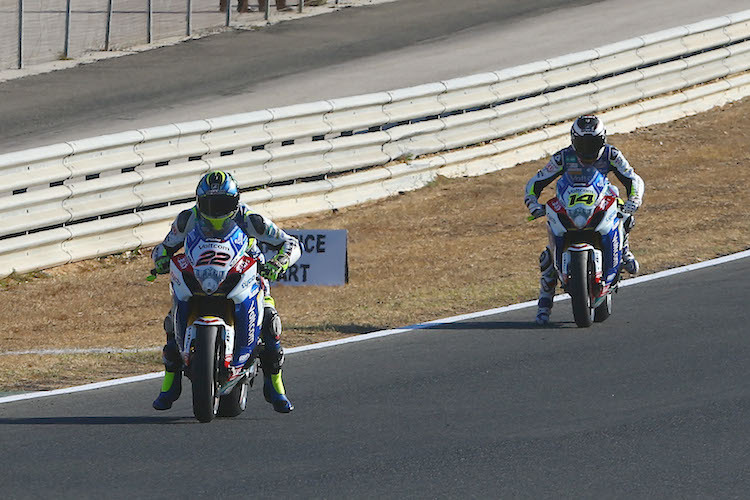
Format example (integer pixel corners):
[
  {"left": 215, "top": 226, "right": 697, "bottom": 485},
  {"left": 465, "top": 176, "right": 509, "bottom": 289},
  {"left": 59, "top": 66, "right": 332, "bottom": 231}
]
[
  {"left": 569, "top": 250, "right": 594, "bottom": 327},
  {"left": 191, "top": 325, "right": 220, "bottom": 423}
]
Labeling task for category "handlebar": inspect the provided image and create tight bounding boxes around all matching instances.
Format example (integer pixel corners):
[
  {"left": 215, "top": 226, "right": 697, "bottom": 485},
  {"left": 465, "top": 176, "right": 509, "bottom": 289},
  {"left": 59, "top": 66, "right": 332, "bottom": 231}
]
[
  {"left": 146, "top": 260, "right": 284, "bottom": 283},
  {"left": 527, "top": 208, "right": 628, "bottom": 222}
]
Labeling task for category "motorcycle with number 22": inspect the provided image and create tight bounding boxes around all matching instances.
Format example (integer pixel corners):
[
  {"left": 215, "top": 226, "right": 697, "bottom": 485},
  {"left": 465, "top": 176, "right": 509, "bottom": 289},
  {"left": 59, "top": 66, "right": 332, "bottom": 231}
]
[
  {"left": 529, "top": 165, "right": 630, "bottom": 327},
  {"left": 149, "top": 218, "right": 269, "bottom": 422}
]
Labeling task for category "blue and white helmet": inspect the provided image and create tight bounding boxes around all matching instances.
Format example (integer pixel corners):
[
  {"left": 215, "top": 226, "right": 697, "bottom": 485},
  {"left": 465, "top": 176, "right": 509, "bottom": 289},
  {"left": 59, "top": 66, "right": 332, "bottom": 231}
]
[
  {"left": 196, "top": 170, "right": 240, "bottom": 222},
  {"left": 571, "top": 115, "right": 606, "bottom": 163}
]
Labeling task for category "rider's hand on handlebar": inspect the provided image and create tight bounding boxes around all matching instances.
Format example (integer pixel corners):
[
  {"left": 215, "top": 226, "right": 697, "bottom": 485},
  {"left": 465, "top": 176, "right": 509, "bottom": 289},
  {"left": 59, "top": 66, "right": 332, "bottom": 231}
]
[
  {"left": 622, "top": 197, "right": 641, "bottom": 214},
  {"left": 528, "top": 202, "right": 546, "bottom": 219},
  {"left": 153, "top": 255, "right": 170, "bottom": 274},
  {"left": 260, "top": 257, "right": 287, "bottom": 281}
]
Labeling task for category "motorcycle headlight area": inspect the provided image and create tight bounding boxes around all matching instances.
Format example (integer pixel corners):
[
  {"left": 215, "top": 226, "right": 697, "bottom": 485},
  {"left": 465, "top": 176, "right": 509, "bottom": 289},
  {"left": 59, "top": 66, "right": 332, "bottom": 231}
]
[
  {"left": 569, "top": 207, "right": 594, "bottom": 229},
  {"left": 194, "top": 267, "right": 228, "bottom": 295}
]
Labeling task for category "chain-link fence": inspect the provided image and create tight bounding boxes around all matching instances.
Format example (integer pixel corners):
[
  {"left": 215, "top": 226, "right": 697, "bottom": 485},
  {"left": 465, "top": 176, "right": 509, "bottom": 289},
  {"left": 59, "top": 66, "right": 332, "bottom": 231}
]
[{"left": 0, "top": 0, "right": 329, "bottom": 70}]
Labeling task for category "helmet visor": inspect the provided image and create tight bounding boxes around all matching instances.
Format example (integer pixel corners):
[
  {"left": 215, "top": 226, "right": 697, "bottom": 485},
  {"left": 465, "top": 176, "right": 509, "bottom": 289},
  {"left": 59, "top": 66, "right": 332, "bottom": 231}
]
[
  {"left": 198, "top": 194, "right": 238, "bottom": 218},
  {"left": 572, "top": 134, "right": 605, "bottom": 163}
]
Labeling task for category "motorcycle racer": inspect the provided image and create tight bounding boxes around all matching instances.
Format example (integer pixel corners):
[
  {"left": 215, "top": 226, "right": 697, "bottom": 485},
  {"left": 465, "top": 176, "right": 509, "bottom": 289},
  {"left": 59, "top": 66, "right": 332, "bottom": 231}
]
[
  {"left": 151, "top": 170, "right": 301, "bottom": 413},
  {"left": 524, "top": 115, "right": 645, "bottom": 325}
]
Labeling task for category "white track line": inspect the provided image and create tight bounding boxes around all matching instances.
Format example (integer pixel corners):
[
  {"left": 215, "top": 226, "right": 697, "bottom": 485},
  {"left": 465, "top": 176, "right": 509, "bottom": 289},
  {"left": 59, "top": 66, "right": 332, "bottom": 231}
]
[{"left": 1, "top": 249, "right": 748, "bottom": 405}]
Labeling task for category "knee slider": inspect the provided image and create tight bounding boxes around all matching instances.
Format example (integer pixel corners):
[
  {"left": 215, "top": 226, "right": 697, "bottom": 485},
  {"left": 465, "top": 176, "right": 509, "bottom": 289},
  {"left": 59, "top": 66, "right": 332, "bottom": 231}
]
[
  {"left": 260, "top": 307, "right": 284, "bottom": 373},
  {"left": 262, "top": 306, "right": 282, "bottom": 344},
  {"left": 539, "top": 248, "right": 553, "bottom": 272},
  {"left": 623, "top": 214, "right": 636, "bottom": 233}
]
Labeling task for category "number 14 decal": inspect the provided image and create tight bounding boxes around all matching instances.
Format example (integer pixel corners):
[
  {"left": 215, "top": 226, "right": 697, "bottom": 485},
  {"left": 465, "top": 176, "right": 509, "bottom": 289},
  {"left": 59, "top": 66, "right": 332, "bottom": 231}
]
[
  {"left": 196, "top": 250, "right": 231, "bottom": 266},
  {"left": 569, "top": 193, "right": 595, "bottom": 206}
]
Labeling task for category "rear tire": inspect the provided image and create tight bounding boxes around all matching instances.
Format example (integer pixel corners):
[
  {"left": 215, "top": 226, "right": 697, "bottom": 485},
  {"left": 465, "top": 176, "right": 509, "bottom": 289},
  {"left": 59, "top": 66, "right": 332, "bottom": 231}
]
[
  {"left": 569, "top": 251, "right": 594, "bottom": 328},
  {"left": 191, "top": 326, "right": 220, "bottom": 423},
  {"left": 594, "top": 293, "right": 612, "bottom": 323},
  {"left": 218, "top": 377, "right": 249, "bottom": 417}
]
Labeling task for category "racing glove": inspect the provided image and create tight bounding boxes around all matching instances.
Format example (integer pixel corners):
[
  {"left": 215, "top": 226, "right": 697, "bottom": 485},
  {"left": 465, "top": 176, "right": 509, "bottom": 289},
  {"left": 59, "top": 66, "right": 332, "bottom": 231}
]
[
  {"left": 152, "top": 245, "right": 170, "bottom": 275},
  {"left": 622, "top": 197, "right": 641, "bottom": 214},
  {"left": 525, "top": 195, "right": 546, "bottom": 219},
  {"left": 529, "top": 203, "right": 546, "bottom": 219},
  {"left": 260, "top": 255, "right": 290, "bottom": 281}
]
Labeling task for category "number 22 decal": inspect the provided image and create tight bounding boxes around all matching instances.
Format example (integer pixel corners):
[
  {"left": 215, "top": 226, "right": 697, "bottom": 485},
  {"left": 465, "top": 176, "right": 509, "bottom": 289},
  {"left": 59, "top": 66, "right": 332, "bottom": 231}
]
[
  {"left": 569, "top": 193, "right": 595, "bottom": 206},
  {"left": 196, "top": 250, "right": 231, "bottom": 266}
]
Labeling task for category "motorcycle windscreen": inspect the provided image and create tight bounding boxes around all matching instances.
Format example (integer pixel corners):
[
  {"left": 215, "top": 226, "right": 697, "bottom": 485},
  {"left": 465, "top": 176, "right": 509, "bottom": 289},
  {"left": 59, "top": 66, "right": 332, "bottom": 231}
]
[{"left": 562, "top": 165, "right": 602, "bottom": 186}]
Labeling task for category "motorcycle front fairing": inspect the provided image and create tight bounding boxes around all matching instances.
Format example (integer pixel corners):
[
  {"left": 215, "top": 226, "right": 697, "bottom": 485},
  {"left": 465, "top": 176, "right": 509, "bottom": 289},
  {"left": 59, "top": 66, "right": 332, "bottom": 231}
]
[{"left": 169, "top": 219, "right": 264, "bottom": 375}]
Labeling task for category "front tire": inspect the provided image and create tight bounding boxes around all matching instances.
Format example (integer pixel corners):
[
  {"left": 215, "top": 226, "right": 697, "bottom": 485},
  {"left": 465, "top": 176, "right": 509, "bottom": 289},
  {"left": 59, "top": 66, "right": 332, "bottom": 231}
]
[
  {"left": 569, "top": 251, "right": 594, "bottom": 327},
  {"left": 191, "top": 325, "right": 220, "bottom": 423}
]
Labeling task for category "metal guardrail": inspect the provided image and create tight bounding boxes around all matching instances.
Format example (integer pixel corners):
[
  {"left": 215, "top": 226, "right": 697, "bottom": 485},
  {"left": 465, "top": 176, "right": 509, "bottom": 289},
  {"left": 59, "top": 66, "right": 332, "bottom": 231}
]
[
  {"left": 1, "top": 9, "right": 750, "bottom": 277},
  {"left": 0, "top": 0, "right": 320, "bottom": 71}
]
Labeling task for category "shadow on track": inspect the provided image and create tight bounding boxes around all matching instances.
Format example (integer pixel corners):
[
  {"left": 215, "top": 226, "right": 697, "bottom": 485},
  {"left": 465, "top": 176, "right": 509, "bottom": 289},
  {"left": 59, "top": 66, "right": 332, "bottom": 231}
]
[
  {"left": 422, "top": 320, "right": 582, "bottom": 330},
  {"left": 0, "top": 415, "right": 199, "bottom": 425},
  {"left": 290, "top": 324, "right": 382, "bottom": 335}
]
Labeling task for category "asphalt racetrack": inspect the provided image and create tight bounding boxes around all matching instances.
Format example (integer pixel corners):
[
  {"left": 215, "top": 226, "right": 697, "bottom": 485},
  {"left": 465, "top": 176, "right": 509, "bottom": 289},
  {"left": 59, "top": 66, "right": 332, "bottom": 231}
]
[{"left": 1, "top": 256, "right": 748, "bottom": 498}]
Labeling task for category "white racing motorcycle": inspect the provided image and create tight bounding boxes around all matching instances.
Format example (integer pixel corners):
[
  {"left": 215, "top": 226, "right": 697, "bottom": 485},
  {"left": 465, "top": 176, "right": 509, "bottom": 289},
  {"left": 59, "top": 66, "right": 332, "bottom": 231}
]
[
  {"left": 156, "top": 218, "right": 268, "bottom": 422},
  {"left": 531, "top": 166, "right": 630, "bottom": 327}
]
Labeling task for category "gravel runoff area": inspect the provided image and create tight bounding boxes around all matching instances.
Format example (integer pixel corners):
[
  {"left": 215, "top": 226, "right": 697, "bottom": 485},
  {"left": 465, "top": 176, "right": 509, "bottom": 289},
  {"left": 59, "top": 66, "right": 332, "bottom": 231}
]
[{"left": 1, "top": 96, "right": 749, "bottom": 392}]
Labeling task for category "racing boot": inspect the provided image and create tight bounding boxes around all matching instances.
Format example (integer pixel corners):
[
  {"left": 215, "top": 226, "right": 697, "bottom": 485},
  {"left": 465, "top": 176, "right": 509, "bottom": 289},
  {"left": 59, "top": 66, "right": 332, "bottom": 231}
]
[
  {"left": 536, "top": 304, "right": 552, "bottom": 326},
  {"left": 153, "top": 370, "right": 182, "bottom": 410},
  {"left": 621, "top": 227, "right": 639, "bottom": 274},
  {"left": 622, "top": 249, "right": 639, "bottom": 274},
  {"left": 261, "top": 301, "right": 294, "bottom": 413},
  {"left": 153, "top": 331, "right": 183, "bottom": 410},
  {"left": 536, "top": 248, "right": 557, "bottom": 325},
  {"left": 263, "top": 371, "right": 293, "bottom": 413}
]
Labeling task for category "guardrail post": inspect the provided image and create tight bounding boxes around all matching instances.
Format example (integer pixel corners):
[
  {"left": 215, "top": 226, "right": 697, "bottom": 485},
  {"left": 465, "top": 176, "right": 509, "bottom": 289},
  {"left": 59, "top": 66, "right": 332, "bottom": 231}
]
[
  {"left": 147, "top": 0, "right": 153, "bottom": 44},
  {"left": 64, "top": 0, "right": 72, "bottom": 59},
  {"left": 17, "top": 0, "right": 23, "bottom": 69},
  {"left": 298, "top": 0, "right": 302, "bottom": 13},
  {"left": 187, "top": 0, "right": 192, "bottom": 36},
  {"left": 265, "top": 0, "right": 270, "bottom": 20},
  {"left": 225, "top": 0, "right": 231, "bottom": 26},
  {"left": 105, "top": 0, "right": 113, "bottom": 51}
]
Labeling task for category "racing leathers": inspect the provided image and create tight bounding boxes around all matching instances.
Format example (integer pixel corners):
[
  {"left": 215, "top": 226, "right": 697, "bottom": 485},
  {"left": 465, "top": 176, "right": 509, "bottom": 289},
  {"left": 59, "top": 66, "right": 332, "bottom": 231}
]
[
  {"left": 151, "top": 204, "right": 301, "bottom": 412},
  {"left": 525, "top": 145, "right": 644, "bottom": 324}
]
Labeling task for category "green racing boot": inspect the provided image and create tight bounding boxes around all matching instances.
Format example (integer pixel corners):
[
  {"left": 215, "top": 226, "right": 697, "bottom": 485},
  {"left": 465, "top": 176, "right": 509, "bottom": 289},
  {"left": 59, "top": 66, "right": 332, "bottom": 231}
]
[
  {"left": 153, "top": 370, "right": 182, "bottom": 410},
  {"left": 263, "top": 371, "right": 294, "bottom": 413}
]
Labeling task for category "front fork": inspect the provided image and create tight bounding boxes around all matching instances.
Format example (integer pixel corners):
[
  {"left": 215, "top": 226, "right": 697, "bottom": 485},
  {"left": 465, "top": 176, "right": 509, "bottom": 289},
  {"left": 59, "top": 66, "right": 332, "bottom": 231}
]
[
  {"left": 170, "top": 292, "right": 264, "bottom": 361},
  {"left": 560, "top": 246, "right": 602, "bottom": 295}
]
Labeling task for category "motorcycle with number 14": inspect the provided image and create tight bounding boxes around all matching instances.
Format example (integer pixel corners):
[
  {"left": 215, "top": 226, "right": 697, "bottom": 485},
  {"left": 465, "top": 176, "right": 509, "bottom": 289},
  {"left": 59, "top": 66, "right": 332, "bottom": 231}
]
[{"left": 529, "top": 165, "right": 631, "bottom": 327}]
